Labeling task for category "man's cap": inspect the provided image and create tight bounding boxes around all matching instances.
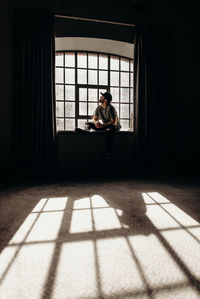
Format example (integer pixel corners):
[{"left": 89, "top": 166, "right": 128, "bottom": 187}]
[{"left": 100, "top": 92, "right": 112, "bottom": 102}]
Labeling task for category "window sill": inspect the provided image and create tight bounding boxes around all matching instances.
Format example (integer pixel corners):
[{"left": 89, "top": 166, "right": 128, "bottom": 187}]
[{"left": 57, "top": 130, "right": 134, "bottom": 135}]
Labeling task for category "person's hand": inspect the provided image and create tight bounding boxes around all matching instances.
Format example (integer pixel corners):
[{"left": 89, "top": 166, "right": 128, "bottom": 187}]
[{"left": 95, "top": 122, "right": 103, "bottom": 128}]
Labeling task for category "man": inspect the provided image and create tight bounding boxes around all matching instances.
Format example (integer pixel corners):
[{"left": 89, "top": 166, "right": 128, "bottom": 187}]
[{"left": 76, "top": 92, "right": 121, "bottom": 159}]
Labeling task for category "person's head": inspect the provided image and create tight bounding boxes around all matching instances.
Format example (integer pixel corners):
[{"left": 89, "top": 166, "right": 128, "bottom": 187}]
[{"left": 99, "top": 92, "right": 112, "bottom": 105}]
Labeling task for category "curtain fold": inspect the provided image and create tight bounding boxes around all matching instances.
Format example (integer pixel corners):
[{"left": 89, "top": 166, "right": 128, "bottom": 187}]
[
  {"left": 12, "top": 10, "right": 56, "bottom": 178},
  {"left": 134, "top": 25, "right": 172, "bottom": 174}
]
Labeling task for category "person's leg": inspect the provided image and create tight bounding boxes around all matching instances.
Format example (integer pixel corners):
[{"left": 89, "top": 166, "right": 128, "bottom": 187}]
[
  {"left": 105, "top": 125, "right": 119, "bottom": 157},
  {"left": 85, "top": 122, "right": 96, "bottom": 131}
]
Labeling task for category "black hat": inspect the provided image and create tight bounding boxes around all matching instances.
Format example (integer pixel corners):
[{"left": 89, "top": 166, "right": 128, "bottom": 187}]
[{"left": 100, "top": 92, "right": 112, "bottom": 103}]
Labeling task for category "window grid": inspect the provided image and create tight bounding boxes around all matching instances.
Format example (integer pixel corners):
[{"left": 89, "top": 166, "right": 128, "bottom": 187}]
[{"left": 56, "top": 51, "right": 134, "bottom": 131}]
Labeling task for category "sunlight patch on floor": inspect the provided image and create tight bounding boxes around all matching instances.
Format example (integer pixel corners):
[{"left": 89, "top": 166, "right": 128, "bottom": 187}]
[
  {"left": 97, "top": 237, "right": 145, "bottom": 295},
  {"left": 0, "top": 243, "right": 55, "bottom": 299},
  {"left": 51, "top": 241, "right": 97, "bottom": 299},
  {"left": 129, "top": 233, "right": 187, "bottom": 288}
]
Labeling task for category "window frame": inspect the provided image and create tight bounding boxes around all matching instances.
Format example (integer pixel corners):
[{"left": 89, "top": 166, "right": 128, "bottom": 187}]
[{"left": 55, "top": 50, "right": 134, "bottom": 131}]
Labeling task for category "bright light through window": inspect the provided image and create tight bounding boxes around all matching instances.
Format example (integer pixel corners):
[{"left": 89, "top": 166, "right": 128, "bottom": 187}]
[{"left": 55, "top": 52, "right": 134, "bottom": 131}]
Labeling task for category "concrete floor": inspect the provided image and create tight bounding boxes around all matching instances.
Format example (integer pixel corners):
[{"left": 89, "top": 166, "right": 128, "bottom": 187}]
[{"left": 0, "top": 178, "right": 200, "bottom": 299}]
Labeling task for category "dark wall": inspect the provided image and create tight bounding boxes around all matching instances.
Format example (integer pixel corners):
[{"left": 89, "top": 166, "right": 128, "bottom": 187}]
[
  {"left": 0, "top": 1, "right": 13, "bottom": 179},
  {"left": 0, "top": 0, "right": 200, "bottom": 179}
]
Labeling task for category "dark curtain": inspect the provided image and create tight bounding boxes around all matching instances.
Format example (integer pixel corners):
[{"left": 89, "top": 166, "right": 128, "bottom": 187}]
[
  {"left": 12, "top": 10, "right": 56, "bottom": 178},
  {"left": 134, "top": 25, "right": 173, "bottom": 174}
]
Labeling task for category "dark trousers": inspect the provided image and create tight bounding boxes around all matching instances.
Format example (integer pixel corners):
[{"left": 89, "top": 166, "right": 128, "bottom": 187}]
[{"left": 85, "top": 122, "right": 120, "bottom": 153}]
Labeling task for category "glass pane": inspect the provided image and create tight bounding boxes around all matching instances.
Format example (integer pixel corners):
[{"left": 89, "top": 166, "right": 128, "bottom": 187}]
[
  {"left": 65, "top": 52, "right": 75, "bottom": 67},
  {"left": 130, "top": 88, "right": 133, "bottom": 103},
  {"left": 77, "top": 53, "right": 87, "bottom": 68},
  {"left": 114, "top": 103, "right": 119, "bottom": 116},
  {"left": 78, "top": 119, "right": 87, "bottom": 130},
  {"left": 120, "top": 72, "right": 129, "bottom": 87},
  {"left": 65, "top": 85, "right": 75, "bottom": 101},
  {"left": 99, "top": 54, "right": 108, "bottom": 69},
  {"left": 121, "top": 58, "right": 129, "bottom": 71},
  {"left": 120, "top": 104, "right": 129, "bottom": 118},
  {"left": 99, "top": 88, "right": 107, "bottom": 95},
  {"left": 89, "top": 103, "right": 97, "bottom": 116},
  {"left": 88, "top": 53, "right": 97, "bottom": 69},
  {"left": 88, "top": 89, "right": 97, "bottom": 102},
  {"left": 130, "top": 61, "right": 133, "bottom": 72},
  {"left": 130, "top": 104, "right": 133, "bottom": 114},
  {"left": 65, "top": 119, "right": 75, "bottom": 131},
  {"left": 78, "top": 69, "right": 87, "bottom": 84},
  {"left": 56, "top": 53, "right": 63, "bottom": 66},
  {"left": 110, "top": 87, "right": 119, "bottom": 102},
  {"left": 56, "top": 85, "right": 64, "bottom": 100},
  {"left": 55, "top": 68, "right": 63, "bottom": 83},
  {"left": 121, "top": 88, "right": 129, "bottom": 103},
  {"left": 79, "top": 88, "right": 87, "bottom": 101},
  {"left": 110, "top": 55, "right": 119, "bottom": 70},
  {"left": 120, "top": 119, "right": 130, "bottom": 131},
  {"left": 88, "top": 70, "right": 97, "bottom": 85},
  {"left": 111, "top": 71, "right": 119, "bottom": 86},
  {"left": 65, "top": 69, "right": 75, "bottom": 84},
  {"left": 65, "top": 102, "right": 75, "bottom": 117},
  {"left": 99, "top": 70, "right": 108, "bottom": 85},
  {"left": 56, "top": 102, "right": 64, "bottom": 117},
  {"left": 79, "top": 102, "right": 87, "bottom": 115},
  {"left": 56, "top": 118, "right": 64, "bottom": 131},
  {"left": 130, "top": 73, "right": 133, "bottom": 87}
]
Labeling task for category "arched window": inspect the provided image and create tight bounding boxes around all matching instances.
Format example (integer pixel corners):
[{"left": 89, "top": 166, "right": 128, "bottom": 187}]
[{"left": 55, "top": 51, "right": 134, "bottom": 131}]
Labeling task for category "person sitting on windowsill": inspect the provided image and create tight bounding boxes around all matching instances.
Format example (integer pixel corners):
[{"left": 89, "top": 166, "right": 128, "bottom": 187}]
[{"left": 75, "top": 92, "right": 121, "bottom": 159}]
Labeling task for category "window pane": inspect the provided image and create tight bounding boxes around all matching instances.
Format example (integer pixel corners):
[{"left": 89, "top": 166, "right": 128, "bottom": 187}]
[
  {"left": 130, "top": 88, "right": 133, "bottom": 103},
  {"left": 56, "top": 85, "right": 64, "bottom": 100},
  {"left": 120, "top": 104, "right": 129, "bottom": 118},
  {"left": 99, "top": 70, "right": 108, "bottom": 85},
  {"left": 65, "top": 69, "right": 75, "bottom": 84},
  {"left": 120, "top": 72, "right": 129, "bottom": 87},
  {"left": 110, "top": 56, "right": 119, "bottom": 70},
  {"left": 78, "top": 53, "right": 87, "bottom": 68},
  {"left": 79, "top": 102, "right": 87, "bottom": 115},
  {"left": 65, "top": 102, "right": 75, "bottom": 117},
  {"left": 88, "top": 53, "right": 97, "bottom": 69},
  {"left": 114, "top": 103, "right": 119, "bottom": 116},
  {"left": 89, "top": 103, "right": 97, "bottom": 116},
  {"left": 130, "top": 61, "right": 133, "bottom": 72},
  {"left": 78, "top": 119, "right": 87, "bottom": 129},
  {"left": 56, "top": 118, "right": 64, "bottom": 131},
  {"left": 121, "top": 88, "right": 129, "bottom": 103},
  {"left": 88, "top": 88, "right": 97, "bottom": 102},
  {"left": 88, "top": 70, "right": 97, "bottom": 85},
  {"left": 120, "top": 119, "right": 130, "bottom": 131},
  {"left": 130, "top": 73, "right": 133, "bottom": 87},
  {"left": 65, "top": 85, "right": 75, "bottom": 101},
  {"left": 99, "top": 54, "right": 108, "bottom": 69},
  {"left": 110, "top": 87, "right": 119, "bottom": 102},
  {"left": 56, "top": 102, "right": 64, "bottom": 117},
  {"left": 111, "top": 72, "right": 119, "bottom": 86},
  {"left": 78, "top": 69, "right": 87, "bottom": 84},
  {"left": 56, "top": 53, "right": 63, "bottom": 66},
  {"left": 130, "top": 104, "right": 133, "bottom": 114},
  {"left": 79, "top": 88, "right": 87, "bottom": 101},
  {"left": 65, "top": 119, "right": 75, "bottom": 131},
  {"left": 99, "top": 88, "right": 107, "bottom": 95},
  {"left": 121, "top": 58, "right": 129, "bottom": 71},
  {"left": 56, "top": 68, "right": 63, "bottom": 83},
  {"left": 65, "top": 52, "right": 75, "bottom": 67}
]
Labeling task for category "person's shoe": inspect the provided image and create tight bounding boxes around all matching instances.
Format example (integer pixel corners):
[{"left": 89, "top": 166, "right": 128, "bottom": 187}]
[{"left": 75, "top": 128, "right": 90, "bottom": 134}]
